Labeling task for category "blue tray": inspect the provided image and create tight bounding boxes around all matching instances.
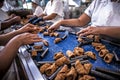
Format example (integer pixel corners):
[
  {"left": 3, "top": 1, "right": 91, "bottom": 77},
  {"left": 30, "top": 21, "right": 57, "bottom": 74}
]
[{"left": 33, "top": 31, "right": 120, "bottom": 76}]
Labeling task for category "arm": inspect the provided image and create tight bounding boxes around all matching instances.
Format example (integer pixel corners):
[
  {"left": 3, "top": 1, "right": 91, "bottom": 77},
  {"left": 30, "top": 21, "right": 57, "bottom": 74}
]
[
  {"left": 0, "top": 33, "right": 42, "bottom": 78},
  {"left": 100, "top": 27, "right": 120, "bottom": 39},
  {"left": 48, "top": 13, "right": 91, "bottom": 31},
  {"left": 43, "top": 13, "right": 57, "bottom": 20},
  {"left": 0, "top": 16, "right": 21, "bottom": 30},
  {"left": 0, "top": 23, "right": 39, "bottom": 45},
  {"left": 60, "top": 13, "right": 91, "bottom": 27}
]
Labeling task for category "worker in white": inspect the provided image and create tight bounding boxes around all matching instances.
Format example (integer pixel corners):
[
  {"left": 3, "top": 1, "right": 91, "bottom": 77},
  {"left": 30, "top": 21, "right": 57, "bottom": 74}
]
[
  {"left": 38, "top": 0, "right": 64, "bottom": 23},
  {"left": 0, "top": 0, "right": 21, "bottom": 32},
  {"left": 27, "top": 0, "right": 43, "bottom": 18},
  {"left": 48, "top": 0, "right": 120, "bottom": 41}
]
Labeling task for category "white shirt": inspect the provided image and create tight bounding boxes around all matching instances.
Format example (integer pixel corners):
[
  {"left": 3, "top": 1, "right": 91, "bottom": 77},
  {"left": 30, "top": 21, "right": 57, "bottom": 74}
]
[
  {"left": 85, "top": 0, "right": 120, "bottom": 26},
  {"left": 0, "top": 9, "right": 9, "bottom": 21},
  {"left": 33, "top": 6, "right": 43, "bottom": 16},
  {"left": 0, "top": 9, "right": 9, "bottom": 30},
  {"left": 43, "top": 0, "right": 64, "bottom": 23}
]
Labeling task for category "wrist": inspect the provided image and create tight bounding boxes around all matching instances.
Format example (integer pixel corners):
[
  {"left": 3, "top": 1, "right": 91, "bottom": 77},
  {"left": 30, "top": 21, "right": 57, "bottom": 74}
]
[{"left": 99, "top": 27, "right": 106, "bottom": 35}]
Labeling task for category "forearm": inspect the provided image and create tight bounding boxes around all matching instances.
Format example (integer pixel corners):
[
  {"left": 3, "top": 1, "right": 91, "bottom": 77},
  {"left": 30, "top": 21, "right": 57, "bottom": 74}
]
[
  {"left": 99, "top": 27, "right": 120, "bottom": 39},
  {"left": 0, "top": 38, "right": 21, "bottom": 78},
  {"left": 1, "top": 19, "right": 15, "bottom": 30},
  {"left": 0, "top": 30, "right": 22, "bottom": 45},
  {"left": 38, "top": 13, "right": 46, "bottom": 17},
  {"left": 43, "top": 13, "right": 57, "bottom": 20},
  {"left": 60, "top": 19, "right": 83, "bottom": 27},
  {"left": 60, "top": 13, "right": 90, "bottom": 27}
]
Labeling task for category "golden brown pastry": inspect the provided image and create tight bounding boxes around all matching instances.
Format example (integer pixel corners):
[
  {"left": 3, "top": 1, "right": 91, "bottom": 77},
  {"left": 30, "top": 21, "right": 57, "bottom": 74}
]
[
  {"left": 45, "top": 63, "right": 58, "bottom": 76},
  {"left": 78, "top": 37, "right": 84, "bottom": 42},
  {"left": 39, "top": 63, "right": 51, "bottom": 74},
  {"left": 42, "top": 40, "right": 49, "bottom": 46},
  {"left": 54, "top": 52, "right": 64, "bottom": 60},
  {"left": 84, "top": 63, "right": 92, "bottom": 74},
  {"left": 79, "top": 75, "right": 96, "bottom": 80},
  {"left": 55, "top": 56, "right": 70, "bottom": 67},
  {"left": 99, "top": 49, "right": 109, "bottom": 57},
  {"left": 73, "top": 47, "right": 84, "bottom": 56},
  {"left": 39, "top": 27, "right": 44, "bottom": 33},
  {"left": 31, "top": 50, "right": 37, "bottom": 56},
  {"left": 50, "top": 32, "right": 55, "bottom": 37},
  {"left": 104, "top": 53, "right": 114, "bottom": 63},
  {"left": 45, "top": 25, "right": 50, "bottom": 29},
  {"left": 94, "top": 35, "right": 100, "bottom": 42},
  {"left": 85, "top": 51, "right": 96, "bottom": 60},
  {"left": 75, "top": 60, "right": 87, "bottom": 75},
  {"left": 54, "top": 38, "right": 62, "bottom": 44},
  {"left": 43, "top": 32, "right": 49, "bottom": 36},
  {"left": 54, "top": 65, "right": 69, "bottom": 80},
  {"left": 86, "top": 35, "right": 94, "bottom": 39},
  {"left": 66, "top": 66, "right": 77, "bottom": 80},
  {"left": 66, "top": 50, "right": 75, "bottom": 58},
  {"left": 95, "top": 45, "right": 106, "bottom": 51},
  {"left": 53, "top": 32, "right": 59, "bottom": 37},
  {"left": 92, "top": 42, "right": 102, "bottom": 47},
  {"left": 33, "top": 45, "right": 43, "bottom": 49}
]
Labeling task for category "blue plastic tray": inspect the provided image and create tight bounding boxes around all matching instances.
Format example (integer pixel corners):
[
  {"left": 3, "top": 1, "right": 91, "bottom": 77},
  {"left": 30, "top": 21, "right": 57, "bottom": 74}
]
[{"left": 33, "top": 31, "right": 120, "bottom": 74}]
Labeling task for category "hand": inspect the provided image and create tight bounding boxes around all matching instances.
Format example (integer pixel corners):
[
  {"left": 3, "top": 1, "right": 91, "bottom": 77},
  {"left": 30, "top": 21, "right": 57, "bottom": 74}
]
[
  {"left": 77, "top": 26, "right": 101, "bottom": 36},
  {"left": 48, "top": 21, "right": 61, "bottom": 32},
  {"left": 13, "top": 33, "right": 42, "bottom": 45},
  {"left": 18, "top": 23, "right": 39, "bottom": 33},
  {"left": 27, "top": 15, "right": 35, "bottom": 19},
  {"left": 9, "top": 14, "right": 16, "bottom": 19},
  {"left": 12, "top": 16, "right": 21, "bottom": 24}
]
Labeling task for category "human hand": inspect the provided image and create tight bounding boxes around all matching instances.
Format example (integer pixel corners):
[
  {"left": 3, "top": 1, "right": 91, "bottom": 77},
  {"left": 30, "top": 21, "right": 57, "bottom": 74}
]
[
  {"left": 12, "top": 16, "right": 21, "bottom": 24},
  {"left": 9, "top": 14, "right": 16, "bottom": 19},
  {"left": 48, "top": 21, "right": 61, "bottom": 32},
  {"left": 18, "top": 23, "right": 39, "bottom": 33},
  {"left": 77, "top": 26, "right": 101, "bottom": 36},
  {"left": 13, "top": 33, "right": 42, "bottom": 45}
]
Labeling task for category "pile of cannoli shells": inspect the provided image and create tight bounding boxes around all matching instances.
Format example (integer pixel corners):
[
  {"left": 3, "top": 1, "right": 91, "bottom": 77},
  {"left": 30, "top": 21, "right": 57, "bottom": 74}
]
[
  {"left": 39, "top": 51, "right": 96, "bottom": 80},
  {"left": 92, "top": 42, "right": 114, "bottom": 63}
]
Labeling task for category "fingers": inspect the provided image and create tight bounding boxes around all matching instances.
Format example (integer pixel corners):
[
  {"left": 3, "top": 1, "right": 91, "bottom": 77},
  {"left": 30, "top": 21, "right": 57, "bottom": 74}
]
[
  {"left": 77, "top": 26, "right": 93, "bottom": 37},
  {"left": 48, "top": 26, "right": 56, "bottom": 32},
  {"left": 76, "top": 28, "right": 89, "bottom": 35}
]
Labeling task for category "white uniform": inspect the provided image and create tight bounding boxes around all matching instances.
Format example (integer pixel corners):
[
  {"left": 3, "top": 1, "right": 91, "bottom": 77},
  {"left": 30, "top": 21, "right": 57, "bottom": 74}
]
[
  {"left": 0, "top": 8, "right": 9, "bottom": 30},
  {"left": 43, "top": 0, "right": 64, "bottom": 23},
  {"left": 33, "top": 6, "right": 43, "bottom": 16},
  {"left": 85, "top": 0, "right": 120, "bottom": 26}
]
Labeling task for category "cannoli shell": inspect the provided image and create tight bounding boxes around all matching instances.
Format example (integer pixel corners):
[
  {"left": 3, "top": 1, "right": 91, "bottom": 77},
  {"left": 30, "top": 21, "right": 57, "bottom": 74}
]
[
  {"left": 54, "top": 52, "right": 64, "bottom": 60},
  {"left": 84, "top": 63, "right": 92, "bottom": 74},
  {"left": 74, "top": 47, "right": 84, "bottom": 56},
  {"left": 66, "top": 66, "right": 77, "bottom": 80},
  {"left": 54, "top": 38, "right": 62, "bottom": 44},
  {"left": 55, "top": 56, "right": 70, "bottom": 67},
  {"left": 45, "top": 63, "right": 58, "bottom": 76},
  {"left": 40, "top": 63, "right": 51, "bottom": 74},
  {"left": 79, "top": 75, "right": 96, "bottom": 80},
  {"left": 75, "top": 60, "right": 87, "bottom": 75},
  {"left": 85, "top": 51, "right": 96, "bottom": 60},
  {"left": 104, "top": 53, "right": 114, "bottom": 63},
  {"left": 99, "top": 49, "right": 109, "bottom": 57},
  {"left": 66, "top": 50, "right": 75, "bottom": 58}
]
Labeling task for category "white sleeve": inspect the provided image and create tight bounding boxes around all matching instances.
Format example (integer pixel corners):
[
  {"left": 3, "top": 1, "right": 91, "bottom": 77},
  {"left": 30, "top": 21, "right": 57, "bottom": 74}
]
[
  {"left": 51, "top": 1, "right": 64, "bottom": 17},
  {"left": 43, "top": 2, "right": 49, "bottom": 15},
  {"left": 84, "top": 0, "right": 97, "bottom": 17},
  {"left": 33, "top": 6, "right": 43, "bottom": 16}
]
